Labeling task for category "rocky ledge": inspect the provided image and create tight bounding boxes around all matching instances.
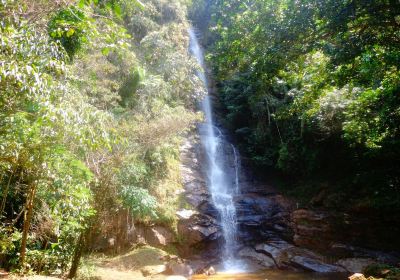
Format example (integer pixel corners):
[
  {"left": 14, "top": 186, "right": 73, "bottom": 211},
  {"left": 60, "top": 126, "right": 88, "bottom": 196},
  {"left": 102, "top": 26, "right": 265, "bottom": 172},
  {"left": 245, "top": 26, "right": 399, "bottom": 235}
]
[
  {"left": 177, "top": 135, "right": 223, "bottom": 259},
  {"left": 177, "top": 210, "right": 221, "bottom": 248},
  {"left": 178, "top": 132, "right": 400, "bottom": 274}
]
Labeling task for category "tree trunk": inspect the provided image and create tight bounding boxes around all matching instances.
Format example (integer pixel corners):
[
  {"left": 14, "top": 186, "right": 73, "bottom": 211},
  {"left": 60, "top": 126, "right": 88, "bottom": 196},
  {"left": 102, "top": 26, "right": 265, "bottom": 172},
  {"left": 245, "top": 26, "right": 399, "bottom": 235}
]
[
  {"left": 19, "top": 183, "right": 36, "bottom": 267},
  {"left": 300, "top": 116, "right": 305, "bottom": 138},
  {"left": 0, "top": 171, "right": 14, "bottom": 216},
  {"left": 68, "top": 231, "right": 85, "bottom": 279}
]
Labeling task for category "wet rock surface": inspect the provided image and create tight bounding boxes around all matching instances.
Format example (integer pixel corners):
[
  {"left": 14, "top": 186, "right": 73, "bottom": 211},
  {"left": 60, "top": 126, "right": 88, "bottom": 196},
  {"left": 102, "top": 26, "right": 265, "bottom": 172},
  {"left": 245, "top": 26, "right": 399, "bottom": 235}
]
[
  {"left": 180, "top": 136, "right": 211, "bottom": 211},
  {"left": 178, "top": 131, "right": 400, "bottom": 273},
  {"left": 178, "top": 136, "right": 223, "bottom": 258},
  {"left": 187, "top": 259, "right": 214, "bottom": 274},
  {"left": 254, "top": 240, "right": 346, "bottom": 272},
  {"left": 292, "top": 209, "right": 334, "bottom": 251},
  {"left": 237, "top": 247, "right": 276, "bottom": 268},
  {"left": 235, "top": 193, "right": 294, "bottom": 243},
  {"left": 289, "top": 255, "right": 346, "bottom": 273},
  {"left": 329, "top": 243, "right": 400, "bottom": 265},
  {"left": 177, "top": 210, "right": 222, "bottom": 246},
  {"left": 165, "top": 261, "right": 193, "bottom": 277},
  {"left": 335, "top": 258, "right": 377, "bottom": 273}
]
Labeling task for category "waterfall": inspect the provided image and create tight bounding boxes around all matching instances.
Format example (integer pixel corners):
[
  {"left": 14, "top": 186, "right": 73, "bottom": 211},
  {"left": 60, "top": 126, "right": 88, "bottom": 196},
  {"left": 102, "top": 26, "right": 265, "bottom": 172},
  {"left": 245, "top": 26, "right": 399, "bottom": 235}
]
[{"left": 189, "top": 28, "right": 244, "bottom": 272}]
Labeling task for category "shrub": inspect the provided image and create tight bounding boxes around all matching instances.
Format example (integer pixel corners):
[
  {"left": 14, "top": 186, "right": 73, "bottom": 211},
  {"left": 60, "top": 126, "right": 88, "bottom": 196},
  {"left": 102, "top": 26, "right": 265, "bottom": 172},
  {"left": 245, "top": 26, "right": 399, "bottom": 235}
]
[{"left": 48, "top": 7, "right": 89, "bottom": 59}]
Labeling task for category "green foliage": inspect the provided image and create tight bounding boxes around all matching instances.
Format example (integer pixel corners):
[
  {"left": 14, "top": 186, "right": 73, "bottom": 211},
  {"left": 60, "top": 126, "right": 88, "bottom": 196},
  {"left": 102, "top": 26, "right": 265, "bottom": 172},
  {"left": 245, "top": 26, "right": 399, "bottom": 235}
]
[
  {"left": 119, "top": 67, "right": 145, "bottom": 108},
  {"left": 48, "top": 7, "right": 89, "bottom": 59},
  {"left": 0, "top": 227, "right": 20, "bottom": 266},
  {"left": 364, "top": 263, "right": 400, "bottom": 280},
  {"left": 1, "top": 0, "right": 200, "bottom": 274},
  {"left": 0, "top": 9, "right": 101, "bottom": 271},
  {"left": 196, "top": 0, "right": 400, "bottom": 211},
  {"left": 343, "top": 74, "right": 400, "bottom": 149},
  {"left": 120, "top": 185, "right": 158, "bottom": 219}
]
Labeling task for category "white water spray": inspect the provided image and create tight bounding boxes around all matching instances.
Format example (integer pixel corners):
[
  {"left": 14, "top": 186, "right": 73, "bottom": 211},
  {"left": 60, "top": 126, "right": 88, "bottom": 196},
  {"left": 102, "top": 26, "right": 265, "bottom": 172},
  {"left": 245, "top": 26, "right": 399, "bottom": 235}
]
[{"left": 189, "top": 28, "right": 244, "bottom": 272}]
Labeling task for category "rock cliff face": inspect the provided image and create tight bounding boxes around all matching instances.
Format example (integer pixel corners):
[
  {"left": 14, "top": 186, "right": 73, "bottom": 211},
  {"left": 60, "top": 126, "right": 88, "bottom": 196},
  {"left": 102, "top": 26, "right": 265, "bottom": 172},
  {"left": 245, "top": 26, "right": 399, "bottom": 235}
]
[
  {"left": 291, "top": 209, "right": 335, "bottom": 251},
  {"left": 177, "top": 131, "right": 342, "bottom": 272},
  {"left": 86, "top": 129, "right": 399, "bottom": 275},
  {"left": 177, "top": 130, "right": 399, "bottom": 273},
  {"left": 176, "top": 133, "right": 222, "bottom": 261}
]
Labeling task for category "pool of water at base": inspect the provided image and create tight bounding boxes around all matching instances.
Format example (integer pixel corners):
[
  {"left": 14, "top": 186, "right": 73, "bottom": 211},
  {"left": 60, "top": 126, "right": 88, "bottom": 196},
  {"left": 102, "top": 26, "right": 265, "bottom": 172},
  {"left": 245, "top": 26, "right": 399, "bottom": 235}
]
[{"left": 191, "top": 270, "right": 348, "bottom": 280}]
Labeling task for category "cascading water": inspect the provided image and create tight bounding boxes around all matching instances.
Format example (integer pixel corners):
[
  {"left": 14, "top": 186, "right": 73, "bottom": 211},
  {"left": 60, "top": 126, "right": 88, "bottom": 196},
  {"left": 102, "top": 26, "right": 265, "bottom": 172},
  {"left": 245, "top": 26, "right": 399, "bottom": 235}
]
[
  {"left": 187, "top": 28, "right": 350, "bottom": 280},
  {"left": 189, "top": 28, "right": 244, "bottom": 271}
]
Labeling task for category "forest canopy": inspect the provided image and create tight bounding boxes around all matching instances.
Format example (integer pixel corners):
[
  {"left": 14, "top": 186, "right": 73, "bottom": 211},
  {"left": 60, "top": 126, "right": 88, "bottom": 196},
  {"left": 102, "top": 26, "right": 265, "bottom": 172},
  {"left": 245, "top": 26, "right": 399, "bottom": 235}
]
[
  {"left": 0, "top": 0, "right": 201, "bottom": 275},
  {"left": 190, "top": 0, "right": 400, "bottom": 211}
]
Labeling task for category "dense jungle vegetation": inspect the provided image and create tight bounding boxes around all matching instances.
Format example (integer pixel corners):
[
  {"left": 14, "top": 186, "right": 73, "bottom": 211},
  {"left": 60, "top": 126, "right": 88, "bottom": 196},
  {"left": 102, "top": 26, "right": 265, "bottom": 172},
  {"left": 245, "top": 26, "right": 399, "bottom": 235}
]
[
  {"left": 1, "top": 0, "right": 400, "bottom": 277},
  {"left": 191, "top": 0, "right": 400, "bottom": 214},
  {"left": 0, "top": 0, "right": 201, "bottom": 276}
]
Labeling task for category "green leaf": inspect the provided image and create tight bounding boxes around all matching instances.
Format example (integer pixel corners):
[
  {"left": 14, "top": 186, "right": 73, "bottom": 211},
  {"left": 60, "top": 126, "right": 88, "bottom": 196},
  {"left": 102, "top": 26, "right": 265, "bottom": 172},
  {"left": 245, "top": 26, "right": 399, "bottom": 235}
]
[
  {"left": 66, "top": 28, "right": 75, "bottom": 37},
  {"left": 113, "top": 4, "right": 122, "bottom": 17},
  {"left": 78, "top": 0, "right": 85, "bottom": 8},
  {"left": 101, "top": 47, "right": 110, "bottom": 56}
]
